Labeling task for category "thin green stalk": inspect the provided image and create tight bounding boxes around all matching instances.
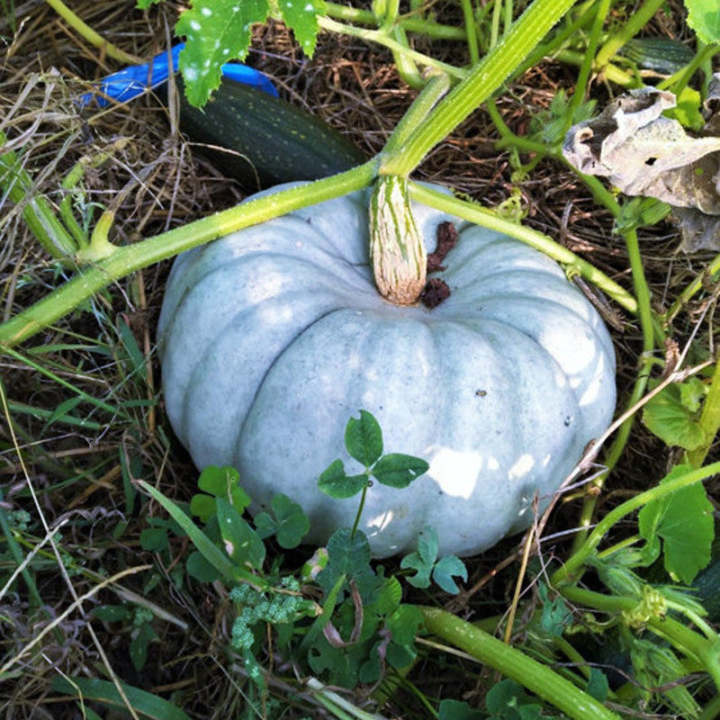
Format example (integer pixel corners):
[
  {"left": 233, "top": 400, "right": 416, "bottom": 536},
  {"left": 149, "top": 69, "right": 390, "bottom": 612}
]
[
  {"left": 553, "top": 461, "right": 720, "bottom": 584},
  {"left": 2, "top": 345, "right": 132, "bottom": 421},
  {"left": 409, "top": 182, "right": 638, "bottom": 313},
  {"left": 486, "top": 98, "right": 549, "bottom": 154},
  {"left": 350, "top": 481, "right": 369, "bottom": 540},
  {"left": 390, "top": 26, "right": 424, "bottom": 89},
  {"left": 0, "top": 160, "right": 379, "bottom": 348},
  {"left": 318, "top": 16, "right": 466, "bottom": 79},
  {"left": 564, "top": 0, "right": 611, "bottom": 136},
  {"left": 385, "top": 74, "right": 451, "bottom": 155},
  {"left": 0, "top": 490, "right": 44, "bottom": 609},
  {"left": 556, "top": 48, "right": 637, "bottom": 87},
  {"left": 594, "top": 0, "right": 666, "bottom": 68},
  {"left": 502, "top": 0, "right": 512, "bottom": 38},
  {"left": 323, "top": 1, "right": 467, "bottom": 39},
  {"left": 44, "top": 0, "right": 141, "bottom": 64},
  {"left": 664, "top": 254, "right": 720, "bottom": 326},
  {"left": 659, "top": 43, "right": 720, "bottom": 94},
  {"left": 508, "top": 0, "right": 598, "bottom": 85},
  {"left": 459, "top": 0, "right": 479, "bottom": 64},
  {"left": 7, "top": 400, "right": 104, "bottom": 431},
  {"left": 0, "top": 133, "right": 77, "bottom": 258},
  {"left": 419, "top": 606, "right": 620, "bottom": 720},
  {"left": 381, "top": 0, "right": 578, "bottom": 176},
  {"left": 490, "top": 0, "right": 502, "bottom": 49},
  {"left": 687, "top": 358, "right": 720, "bottom": 468}
]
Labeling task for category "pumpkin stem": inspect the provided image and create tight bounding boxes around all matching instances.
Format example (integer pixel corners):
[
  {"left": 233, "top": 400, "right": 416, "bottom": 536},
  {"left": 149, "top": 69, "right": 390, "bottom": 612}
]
[{"left": 369, "top": 175, "right": 427, "bottom": 305}]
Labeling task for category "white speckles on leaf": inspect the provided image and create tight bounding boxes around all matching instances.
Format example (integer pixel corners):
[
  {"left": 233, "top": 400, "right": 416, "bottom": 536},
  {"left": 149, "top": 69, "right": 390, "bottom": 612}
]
[
  {"left": 190, "top": 19, "right": 201, "bottom": 31},
  {"left": 201, "top": 6, "right": 212, "bottom": 15}
]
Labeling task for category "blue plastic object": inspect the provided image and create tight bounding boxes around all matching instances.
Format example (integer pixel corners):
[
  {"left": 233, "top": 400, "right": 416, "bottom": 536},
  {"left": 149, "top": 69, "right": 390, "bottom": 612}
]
[{"left": 80, "top": 43, "right": 277, "bottom": 107}]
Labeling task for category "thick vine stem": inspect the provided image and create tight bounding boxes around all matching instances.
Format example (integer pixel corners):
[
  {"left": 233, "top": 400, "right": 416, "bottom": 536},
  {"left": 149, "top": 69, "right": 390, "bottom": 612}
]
[
  {"left": 418, "top": 606, "right": 620, "bottom": 720},
  {"left": 0, "top": 160, "right": 379, "bottom": 348},
  {"left": 381, "top": 0, "right": 577, "bottom": 177}
]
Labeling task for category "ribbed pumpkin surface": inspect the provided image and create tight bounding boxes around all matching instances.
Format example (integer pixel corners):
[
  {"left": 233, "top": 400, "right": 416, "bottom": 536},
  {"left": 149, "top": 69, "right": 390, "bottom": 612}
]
[{"left": 158, "top": 184, "right": 616, "bottom": 558}]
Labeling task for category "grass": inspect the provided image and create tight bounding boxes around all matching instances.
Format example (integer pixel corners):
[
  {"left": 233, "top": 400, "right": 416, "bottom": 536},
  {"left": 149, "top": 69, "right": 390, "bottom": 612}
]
[{"left": 1, "top": 0, "right": 720, "bottom": 717}]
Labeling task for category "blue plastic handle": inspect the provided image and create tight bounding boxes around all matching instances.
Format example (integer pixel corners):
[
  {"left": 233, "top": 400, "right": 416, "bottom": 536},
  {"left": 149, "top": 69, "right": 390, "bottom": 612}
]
[{"left": 80, "top": 43, "right": 277, "bottom": 107}]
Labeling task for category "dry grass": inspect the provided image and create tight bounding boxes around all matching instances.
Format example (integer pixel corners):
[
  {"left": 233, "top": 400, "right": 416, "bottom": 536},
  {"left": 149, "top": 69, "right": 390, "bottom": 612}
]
[{"left": 1, "top": 0, "right": 719, "bottom": 717}]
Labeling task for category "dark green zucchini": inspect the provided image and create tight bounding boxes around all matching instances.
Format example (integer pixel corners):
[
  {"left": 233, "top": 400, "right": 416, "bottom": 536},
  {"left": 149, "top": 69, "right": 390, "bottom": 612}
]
[
  {"left": 162, "top": 76, "right": 366, "bottom": 191},
  {"left": 620, "top": 37, "right": 694, "bottom": 76}
]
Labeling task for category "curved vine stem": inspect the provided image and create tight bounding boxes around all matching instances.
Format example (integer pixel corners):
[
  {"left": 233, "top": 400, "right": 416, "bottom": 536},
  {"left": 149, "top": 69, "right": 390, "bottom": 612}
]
[
  {"left": 418, "top": 606, "right": 621, "bottom": 720},
  {"left": 0, "top": 160, "right": 379, "bottom": 348}
]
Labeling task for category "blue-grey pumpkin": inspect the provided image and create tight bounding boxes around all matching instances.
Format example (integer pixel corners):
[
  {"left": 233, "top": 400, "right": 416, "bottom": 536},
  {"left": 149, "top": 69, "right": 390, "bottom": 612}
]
[{"left": 158, "top": 183, "right": 616, "bottom": 558}]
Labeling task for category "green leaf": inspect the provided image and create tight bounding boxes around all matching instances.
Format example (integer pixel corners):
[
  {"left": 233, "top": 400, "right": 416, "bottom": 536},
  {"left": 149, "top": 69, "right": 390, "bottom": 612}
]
[
  {"left": 586, "top": 668, "right": 609, "bottom": 703},
  {"left": 417, "top": 526, "right": 439, "bottom": 566},
  {"left": 91, "top": 605, "right": 131, "bottom": 623},
  {"left": 253, "top": 493, "right": 309, "bottom": 548},
  {"left": 197, "top": 465, "right": 250, "bottom": 513},
  {"left": 176, "top": 0, "right": 270, "bottom": 107},
  {"left": 400, "top": 551, "right": 432, "bottom": 589},
  {"left": 685, "top": 0, "right": 720, "bottom": 45},
  {"left": 52, "top": 676, "right": 191, "bottom": 720},
  {"left": 41, "top": 396, "right": 83, "bottom": 433},
  {"left": 216, "top": 498, "right": 265, "bottom": 569},
  {"left": 277, "top": 0, "right": 325, "bottom": 57},
  {"left": 139, "top": 481, "right": 239, "bottom": 583},
  {"left": 186, "top": 550, "right": 221, "bottom": 583},
  {"left": 372, "top": 453, "right": 429, "bottom": 488},
  {"left": 189, "top": 493, "right": 216, "bottom": 523},
  {"left": 486, "top": 679, "right": 544, "bottom": 720},
  {"left": 317, "top": 528, "right": 375, "bottom": 597},
  {"left": 345, "top": 410, "right": 383, "bottom": 466},
  {"left": 318, "top": 459, "right": 368, "bottom": 498},
  {"left": 130, "top": 622, "right": 156, "bottom": 671},
  {"left": 139, "top": 527, "right": 169, "bottom": 552},
  {"left": 116, "top": 317, "right": 147, "bottom": 382},
  {"left": 136, "top": 0, "right": 164, "bottom": 8},
  {"left": 638, "top": 464, "right": 714, "bottom": 583},
  {"left": 538, "top": 582, "right": 572, "bottom": 637},
  {"left": 642, "top": 381, "right": 706, "bottom": 451},
  {"left": 386, "top": 605, "right": 423, "bottom": 668},
  {"left": 433, "top": 555, "right": 467, "bottom": 594},
  {"left": 438, "top": 699, "right": 485, "bottom": 720}
]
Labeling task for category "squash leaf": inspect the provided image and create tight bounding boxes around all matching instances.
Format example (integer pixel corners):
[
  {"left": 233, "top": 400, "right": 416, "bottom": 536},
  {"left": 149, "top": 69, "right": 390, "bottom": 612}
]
[
  {"left": 254, "top": 493, "right": 310, "bottom": 548},
  {"left": 685, "top": 0, "right": 720, "bottom": 45},
  {"left": 438, "top": 700, "right": 484, "bottom": 719},
  {"left": 345, "top": 410, "right": 383, "bottom": 466},
  {"left": 175, "top": 0, "right": 323, "bottom": 107},
  {"left": 642, "top": 378, "right": 707, "bottom": 451},
  {"left": 638, "top": 464, "right": 714, "bottom": 583}
]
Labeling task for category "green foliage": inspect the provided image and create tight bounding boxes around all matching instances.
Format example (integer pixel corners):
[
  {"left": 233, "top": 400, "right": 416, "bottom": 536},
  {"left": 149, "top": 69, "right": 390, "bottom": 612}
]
[
  {"left": 613, "top": 197, "right": 671, "bottom": 235},
  {"left": 485, "top": 680, "right": 553, "bottom": 720},
  {"left": 537, "top": 582, "right": 572, "bottom": 637},
  {"left": 174, "top": 0, "right": 325, "bottom": 106},
  {"left": 401, "top": 526, "right": 468, "bottom": 594},
  {"left": 528, "top": 90, "right": 595, "bottom": 146},
  {"left": 254, "top": 493, "right": 310, "bottom": 548},
  {"left": 586, "top": 669, "right": 609, "bottom": 703},
  {"left": 438, "top": 699, "right": 485, "bottom": 719},
  {"left": 638, "top": 464, "right": 714, "bottom": 583},
  {"left": 318, "top": 410, "right": 429, "bottom": 499},
  {"left": 642, "top": 378, "right": 708, "bottom": 451},
  {"left": 684, "top": 0, "right": 720, "bottom": 45}
]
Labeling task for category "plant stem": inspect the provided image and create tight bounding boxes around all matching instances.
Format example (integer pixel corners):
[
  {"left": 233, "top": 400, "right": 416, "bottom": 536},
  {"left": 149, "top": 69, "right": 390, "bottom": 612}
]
[
  {"left": 0, "top": 133, "right": 77, "bottom": 258},
  {"left": 554, "top": 461, "right": 720, "bottom": 585},
  {"left": 556, "top": 49, "right": 637, "bottom": 87},
  {"left": 687, "top": 359, "right": 720, "bottom": 468},
  {"left": 659, "top": 43, "right": 720, "bottom": 94},
  {"left": 390, "top": 26, "right": 424, "bottom": 89},
  {"left": 594, "top": 0, "right": 667, "bottom": 69},
  {"left": 44, "top": 0, "right": 142, "bottom": 64},
  {"left": 318, "top": 17, "right": 466, "bottom": 79},
  {"left": 459, "top": 0, "right": 479, "bottom": 64},
  {"left": 418, "top": 606, "right": 621, "bottom": 720},
  {"left": 664, "top": 255, "right": 720, "bottom": 326},
  {"left": 323, "top": 2, "right": 466, "bottom": 40},
  {"left": 381, "top": 0, "right": 577, "bottom": 176},
  {"left": 563, "top": 0, "right": 611, "bottom": 136},
  {"left": 350, "top": 479, "right": 369, "bottom": 540},
  {"left": 560, "top": 586, "right": 720, "bottom": 689},
  {"left": 385, "top": 74, "right": 451, "bottom": 155},
  {"left": 0, "top": 161, "right": 379, "bottom": 348},
  {"left": 409, "top": 183, "right": 638, "bottom": 313},
  {"left": 701, "top": 694, "right": 720, "bottom": 720}
]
